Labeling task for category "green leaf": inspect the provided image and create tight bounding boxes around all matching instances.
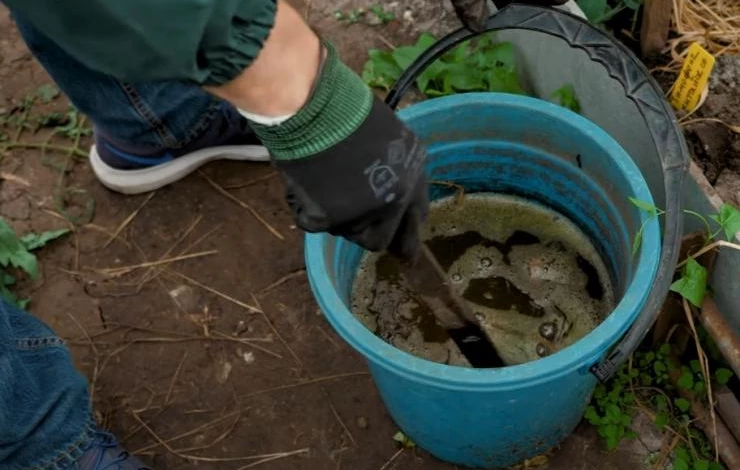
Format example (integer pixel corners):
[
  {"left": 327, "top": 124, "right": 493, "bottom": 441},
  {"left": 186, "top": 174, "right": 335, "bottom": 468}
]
[
  {"left": 715, "top": 368, "right": 733, "bottom": 385},
  {"left": 20, "top": 229, "right": 70, "bottom": 251},
  {"left": 577, "top": 0, "right": 608, "bottom": 23},
  {"left": 623, "top": 0, "right": 643, "bottom": 10},
  {"left": 35, "top": 84, "right": 60, "bottom": 103},
  {"left": 478, "top": 41, "right": 516, "bottom": 70},
  {"left": 391, "top": 38, "right": 429, "bottom": 71},
  {"left": 584, "top": 406, "right": 601, "bottom": 425},
  {"left": 0, "top": 218, "right": 38, "bottom": 278},
  {"left": 674, "top": 458, "right": 690, "bottom": 470},
  {"left": 551, "top": 84, "right": 581, "bottom": 113},
  {"left": 694, "top": 380, "right": 706, "bottom": 394},
  {"left": 690, "top": 359, "right": 702, "bottom": 374},
  {"left": 659, "top": 344, "right": 672, "bottom": 356},
  {"left": 362, "top": 49, "right": 402, "bottom": 91},
  {"left": 654, "top": 412, "right": 668, "bottom": 429},
  {"left": 712, "top": 203, "right": 740, "bottom": 241},
  {"left": 677, "top": 370, "right": 694, "bottom": 390},
  {"left": 628, "top": 197, "right": 659, "bottom": 217},
  {"left": 446, "top": 64, "right": 486, "bottom": 91},
  {"left": 669, "top": 258, "right": 708, "bottom": 308},
  {"left": 675, "top": 397, "right": 691, "bottom": 412},
  {"left": 653, "top": 361, "right": 666, "bottom": 375},
  {"left": 393, "top": 431, "right": 416, "bottom": 448},
  {"left": 2, "top": 271, "right": 16, "bottom": 286},
  {"left": 486, "top": 67, "right": 525, "bottom": 94},
  {"left": 632, "top": 226, "right": 644, "bottom": 256},
  {"left": 695, "top": 460, "right": 710, "bottom": 470}
]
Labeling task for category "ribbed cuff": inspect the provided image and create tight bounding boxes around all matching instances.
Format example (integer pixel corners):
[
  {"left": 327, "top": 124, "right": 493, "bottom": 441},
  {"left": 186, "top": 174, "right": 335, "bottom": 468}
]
[{"left": 248, "top": 42, "right": 373, "bottom": 160}]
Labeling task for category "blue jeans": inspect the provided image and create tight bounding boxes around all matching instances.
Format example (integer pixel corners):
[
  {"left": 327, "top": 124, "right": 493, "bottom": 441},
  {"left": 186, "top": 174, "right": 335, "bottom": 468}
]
[
  {"left": 3, "top": 9, "right": 221, "bottom": 469},
  {"left": 0, "top": 298, "right": 96, "bottom": 470},
  {"left": 12, "top": 6, "right": 226, "bottom": 152}
]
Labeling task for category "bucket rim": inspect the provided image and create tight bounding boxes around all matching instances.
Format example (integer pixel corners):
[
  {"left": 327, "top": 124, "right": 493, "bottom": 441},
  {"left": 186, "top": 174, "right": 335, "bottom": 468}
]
[{"left": 305, "top": 93, "right": 661, "bottom": 389}]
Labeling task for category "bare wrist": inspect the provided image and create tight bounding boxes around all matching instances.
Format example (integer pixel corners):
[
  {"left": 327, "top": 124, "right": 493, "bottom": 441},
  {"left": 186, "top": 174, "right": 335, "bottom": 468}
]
[{"left": 206, "top": 0, "right": 321, "bottom": 116}]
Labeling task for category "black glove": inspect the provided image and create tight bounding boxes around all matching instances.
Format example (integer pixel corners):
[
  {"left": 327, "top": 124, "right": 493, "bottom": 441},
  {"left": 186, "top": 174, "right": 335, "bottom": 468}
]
[
  {"left": 450, "top": 0, "right": 491, "bottom": 32},
  {"left": 450, "top": 0, "right": 569, "bottom": 32},
  {"left": 279, "top": 97, "right": 428, "bottom": 261},
  {"left": 248, "top": 44, "right": 428, "bottom": 261}
]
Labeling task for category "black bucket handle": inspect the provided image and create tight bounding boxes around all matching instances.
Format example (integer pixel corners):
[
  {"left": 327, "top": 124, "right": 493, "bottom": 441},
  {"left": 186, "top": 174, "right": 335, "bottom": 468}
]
[{"left": 384, "top": 4, "right": 689, "bottom": 382}]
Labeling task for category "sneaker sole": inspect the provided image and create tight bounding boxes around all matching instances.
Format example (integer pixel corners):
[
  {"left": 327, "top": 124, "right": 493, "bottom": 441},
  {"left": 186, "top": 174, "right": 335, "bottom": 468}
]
[{"left": 89, "top": 144, "right": 270, "bottom": 195}]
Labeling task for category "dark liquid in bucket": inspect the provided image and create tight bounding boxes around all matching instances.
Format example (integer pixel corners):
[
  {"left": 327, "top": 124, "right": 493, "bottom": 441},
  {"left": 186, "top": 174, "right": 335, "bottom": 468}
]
[{"left": 351, "top": 193, "right": 616, "bottom": 367}]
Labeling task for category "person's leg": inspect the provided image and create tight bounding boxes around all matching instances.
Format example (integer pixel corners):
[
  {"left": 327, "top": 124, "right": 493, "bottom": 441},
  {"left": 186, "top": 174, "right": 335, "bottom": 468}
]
[
  {"left": 10, "top": 9, "right": 268, "bottom": 195},
  {"left": 0, "top": 298, "right": 149, "bottom": 469}
]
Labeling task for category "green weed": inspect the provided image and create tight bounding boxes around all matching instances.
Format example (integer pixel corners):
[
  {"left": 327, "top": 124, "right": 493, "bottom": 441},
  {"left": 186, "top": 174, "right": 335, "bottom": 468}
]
[
  {"left": 630, "top": 200, "right": 739, "bottom": 307},
  {"left": 363, "top": 33, "right": 526, "bottom": 96},
  {"left": 335, "top": 5, "right": 395, "bottom": 25},
  {"left": 362, "top": 32, "right": 582, "bottom": 114},
  {"left": 0, "top": 217, "right": 69, "bottom": 307},
  {"left": 577, "top": 0, "right": 644, "bottom": 28},
  {"left": 586, "top": 343, "right": 730, "bottom": 469}
]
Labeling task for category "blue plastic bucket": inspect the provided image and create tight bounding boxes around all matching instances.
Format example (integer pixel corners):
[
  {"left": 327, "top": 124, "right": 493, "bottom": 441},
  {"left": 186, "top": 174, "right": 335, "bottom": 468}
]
[{"left": 305, "top": 93, "right": 660, "bottom": 468}]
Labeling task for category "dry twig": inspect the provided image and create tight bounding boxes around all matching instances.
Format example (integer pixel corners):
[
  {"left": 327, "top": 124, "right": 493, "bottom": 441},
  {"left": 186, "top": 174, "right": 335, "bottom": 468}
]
[
  {"left": 379, "top": 449, "right": 404, "bottom": 470},
  {"left": 103, "top": 192, "right": 156, "bottom": 249},
  {"left": 200, "top": 171, "right": 284, "bottom": 240},
  {"left": 667, "top": 0, "right": 740, "bottom": 70},
  {"left": 132, "top": 411, "right": 308, "bottom": 464},
  {"left": 170, "top": 271, "right": 262, "bottom": 314}
]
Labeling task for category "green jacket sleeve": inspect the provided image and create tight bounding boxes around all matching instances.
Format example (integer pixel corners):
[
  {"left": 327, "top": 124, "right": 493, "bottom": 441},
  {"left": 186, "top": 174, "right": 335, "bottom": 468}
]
[{"left": 5, "top": 0, "right": 276, "bottom": 85}]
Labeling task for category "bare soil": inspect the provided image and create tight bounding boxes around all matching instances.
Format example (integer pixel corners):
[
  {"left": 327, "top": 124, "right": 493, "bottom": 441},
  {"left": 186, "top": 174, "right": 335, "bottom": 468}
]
[{"left": 3, "top": 2, "right": 727, "bottom": 469}]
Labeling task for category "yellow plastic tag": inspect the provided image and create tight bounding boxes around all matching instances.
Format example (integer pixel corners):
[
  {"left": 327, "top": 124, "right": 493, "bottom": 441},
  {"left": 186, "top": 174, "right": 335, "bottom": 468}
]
[{"left": 670, "top": 43, "right": 716, "bottom": 112}]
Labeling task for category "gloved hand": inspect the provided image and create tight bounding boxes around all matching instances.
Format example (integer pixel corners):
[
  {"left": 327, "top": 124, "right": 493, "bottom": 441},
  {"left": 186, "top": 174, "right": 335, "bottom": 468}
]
[
  {"left": 248, "top": 44, "right": 428, "bottom": 262},
  {"left": 449, "top": 0, "right": 569, "bottom": 32}
]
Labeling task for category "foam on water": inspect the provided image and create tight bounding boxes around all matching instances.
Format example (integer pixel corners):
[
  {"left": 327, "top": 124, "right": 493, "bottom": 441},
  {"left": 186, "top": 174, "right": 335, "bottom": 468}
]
[{"left": 351, "top": 193, "right": 616, "bottom": 367}]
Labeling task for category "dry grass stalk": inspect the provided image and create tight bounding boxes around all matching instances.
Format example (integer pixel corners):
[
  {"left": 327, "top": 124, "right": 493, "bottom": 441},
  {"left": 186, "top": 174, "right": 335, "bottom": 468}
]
[
  {"left": 250, "top": 294, "right": 357, "bottom": 447},
  {"left": 379, "top": 449, "right": 404, "bottom": 470},
  {"left": 258, "top": 269, "right": 306, "bottom": 295},
  {"left": 138, "top": 222, "right": 221, "bottom": 289},
  {"left": 682, "top": 298, "right": 719, "bottom": 460},
  {"left": 103, "top": 192, "right": 156, "bottom": 249},
  {"left": 680, "top": 117, "right": 740, "bottom": 133},
  {"left": 0, "top": 172, "right": 30, "bottom": 186},
  {"left": 170, "top": 270, "right": 262, "bottom": 314},
  {"left": 222, "top": 171, "right": 277, "bottom": 190},
  {"left": 164, "top": 352, "right": 188, "bottom": 406},
  {"left": 677, "top": 240, "right": 740, "bottom": 268},
  {"left": 97, "top": 250, "right": 218, "bottom": 276},
  {"left": 131, "top": 411, "right": 308, "bottom": 464},
  {"left": 135, "top": 215, "right": 203, "bottom": 285},
  {"left": 66, "top": 311, "right": 101, "bottom": 403},
  {"left": 239, "top": 372, "right": 370, "bottom": 400},
  {"left": 200, "top": 171, "right": 285, "bottom": 240},
  {"left": 668, "top": 0, "right": 740, "bottom": 69},
  {"left": 133, "top": 408, "right": 247, "bottom": 453}
]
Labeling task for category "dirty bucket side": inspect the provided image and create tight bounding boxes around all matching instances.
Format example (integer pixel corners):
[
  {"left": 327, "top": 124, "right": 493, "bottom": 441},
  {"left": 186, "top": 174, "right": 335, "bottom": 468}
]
[{"left": 306, "top": 93, "right": 660, "bottom": 468}]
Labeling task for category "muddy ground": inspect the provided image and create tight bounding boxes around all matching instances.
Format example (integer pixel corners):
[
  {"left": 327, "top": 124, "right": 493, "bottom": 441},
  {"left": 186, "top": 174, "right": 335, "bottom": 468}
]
[{"left": 1, "top": 2, "right": 737, "bottom": 469}]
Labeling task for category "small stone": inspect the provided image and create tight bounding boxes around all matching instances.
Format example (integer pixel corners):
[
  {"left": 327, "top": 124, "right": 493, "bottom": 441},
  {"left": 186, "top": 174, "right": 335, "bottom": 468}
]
[
  {"left": 215, "top": 360, "right": 232, "bottom": 384},
  {"left": 536, "top": 343, "right": 549, "bottom": 357},
  {"left": 356, "top": 416, "right": 369, "bottom": 429},
  {"left": 242, "top": 351, "right": 255, "bottom": 365},
  {"left": 169, "top": 284, "right": 199, "bottom": 312}
]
